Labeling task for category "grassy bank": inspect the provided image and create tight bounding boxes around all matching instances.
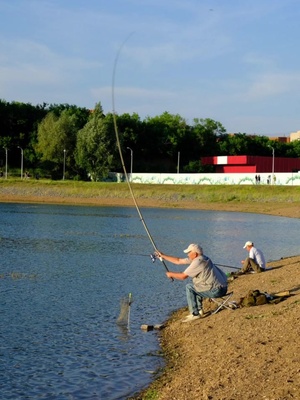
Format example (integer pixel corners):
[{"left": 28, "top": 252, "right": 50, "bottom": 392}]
[
  {"left": 1, "top": 179, "right": 300, "bottom": 218},
  {"left": 1, "top": 178, "right": 300, "bottom": 202}
]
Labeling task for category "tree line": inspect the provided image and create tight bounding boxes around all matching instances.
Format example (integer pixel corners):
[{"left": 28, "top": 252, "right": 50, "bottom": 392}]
[{"left": 1, "top": 99, "right": 300, "bottom": 180}]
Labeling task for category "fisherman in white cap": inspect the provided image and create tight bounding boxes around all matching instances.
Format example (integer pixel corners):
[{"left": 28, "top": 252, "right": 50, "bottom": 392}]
[
  {"left": 156, "top": 244, "right": 228, "bottom": 322},
  {"left": 239, "top": 241, "right": 266, "bottom": 274}
]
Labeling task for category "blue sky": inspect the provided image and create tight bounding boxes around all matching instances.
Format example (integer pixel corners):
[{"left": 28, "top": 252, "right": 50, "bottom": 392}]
[{"left": 1, "top": 0, "right": 300, "bottom": 135}]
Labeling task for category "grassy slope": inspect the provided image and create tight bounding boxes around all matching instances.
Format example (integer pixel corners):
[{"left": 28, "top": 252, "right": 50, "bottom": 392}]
[
  {"left": 0, "top": 179, "right": 300, "bottom": 218},
  {"left": 1, "top": 179, "right": 300, "bottom": 201}
]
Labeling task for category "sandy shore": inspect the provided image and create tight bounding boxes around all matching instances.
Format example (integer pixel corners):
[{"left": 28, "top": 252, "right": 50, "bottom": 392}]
[
  {"left": 132, "top": 255, "right": 300, "bottom": 400},
  {"left": 1, "top": 188, "right": 300, "bottom": 400}
]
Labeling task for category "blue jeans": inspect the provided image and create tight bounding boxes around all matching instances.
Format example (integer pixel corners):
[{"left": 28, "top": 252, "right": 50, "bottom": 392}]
[{"left": 186, "top": 284, "right": 228, "bottom": 315}]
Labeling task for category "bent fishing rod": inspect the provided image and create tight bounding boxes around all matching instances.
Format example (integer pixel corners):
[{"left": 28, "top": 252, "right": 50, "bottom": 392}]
[{"left": 111, "top": 37, "right": 173, "bottom": 281}]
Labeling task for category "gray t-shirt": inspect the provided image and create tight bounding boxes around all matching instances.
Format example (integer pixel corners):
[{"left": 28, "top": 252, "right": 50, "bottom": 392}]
[
  {"left": 249, "top": 247, "right": 266, "bottom": 269},
  {"left": 184, "top": 255, "right": 227, "bottom": 292}
]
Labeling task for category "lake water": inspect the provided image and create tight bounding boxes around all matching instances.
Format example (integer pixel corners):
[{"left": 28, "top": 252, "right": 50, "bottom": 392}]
[{"left": 0, "top": 203, "right": 299, "bottom": 399}]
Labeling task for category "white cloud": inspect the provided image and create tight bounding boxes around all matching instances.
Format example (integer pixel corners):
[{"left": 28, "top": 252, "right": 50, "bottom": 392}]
[
  {"left": 0, "top": 38, "right": 103, "bottom": 90},
  {"left": 244, "top": 72, "right": 300, "bottom": 100}
]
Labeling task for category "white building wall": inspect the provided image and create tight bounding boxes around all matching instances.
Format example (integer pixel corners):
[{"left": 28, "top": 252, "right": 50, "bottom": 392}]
[{"left": 115, "top": 172, "right": 300, "bottom": 186}]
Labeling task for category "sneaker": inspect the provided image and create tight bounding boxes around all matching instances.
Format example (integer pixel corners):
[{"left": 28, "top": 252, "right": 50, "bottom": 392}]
[
  {"left": 199, "top": 309, "right": 204, "bottom": 317},
  {"left": 182, "top": 314, "right": 200, "bottom": 323}
]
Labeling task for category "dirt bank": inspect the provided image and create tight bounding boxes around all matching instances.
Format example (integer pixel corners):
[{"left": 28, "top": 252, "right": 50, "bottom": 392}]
[
  {"left": 125, "top": 202, "right": 299, "bottom": 399},
  {"left": 131, "top": 254, "right": 300, "bottom": 400}
]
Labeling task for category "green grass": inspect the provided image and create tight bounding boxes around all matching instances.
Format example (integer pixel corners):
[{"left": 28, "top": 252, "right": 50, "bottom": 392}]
[{"left": 0, "top": 178, "right": 300, "bottom": 204}]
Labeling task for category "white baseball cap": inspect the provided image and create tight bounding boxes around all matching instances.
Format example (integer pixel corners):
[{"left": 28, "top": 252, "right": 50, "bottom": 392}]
[
  {"left": 183, "top": 244, "right": 202, "bottom": 254},
  {"left": 243, "top": 241, "right": 253, "bottom": 248}
]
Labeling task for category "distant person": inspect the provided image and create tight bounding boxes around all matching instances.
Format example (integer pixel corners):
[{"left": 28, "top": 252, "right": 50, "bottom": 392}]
[
  {"left": 255, "top": 175, "right": 258, "bottom": 185},
  {"left": 156, "top": 244, "right": 228, "bottom": 322},
  {"left": 273, "top": 175, "right": 276, "bottom": 185},
  {"left": 257, "top": 175, "right": 261, "bottom": 184},
  {"left": 239, "top": 241, "right": 266, "bottom": 274}
]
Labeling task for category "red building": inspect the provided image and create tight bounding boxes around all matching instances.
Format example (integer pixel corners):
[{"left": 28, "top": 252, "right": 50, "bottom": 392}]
[{"left": 201, "top": 155, "right": 300, "bottom": 173}]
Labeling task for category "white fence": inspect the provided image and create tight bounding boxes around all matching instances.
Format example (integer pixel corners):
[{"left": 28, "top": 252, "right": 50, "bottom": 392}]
[{"left": 112, "top": 172, "right": 300, "bottom": 186}]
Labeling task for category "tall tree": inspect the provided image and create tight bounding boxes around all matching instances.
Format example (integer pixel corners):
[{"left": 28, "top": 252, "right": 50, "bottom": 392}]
[
  {"left": 180, "top": 118, "right": 225, "bottom": 171},
  {"left": 36, "top": 110, "right": 78, "bottom": 178},
  {"left": 75, "top": 103, "right": 116, "bottom": 181},
  {"left": 0, "top": 100, "right": 47, "bottom": 168},
  {"left": 136, "top": 112, "right": 189, "bottom": 172},
  {"left": 218, "top": 133, "right": 249, "bottom": 155}
]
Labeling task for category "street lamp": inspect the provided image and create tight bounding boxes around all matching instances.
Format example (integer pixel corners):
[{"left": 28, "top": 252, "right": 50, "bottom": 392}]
[
  {"left": 3, "top": 147, "right": 8, "bottom": 179},
  {"left": 177, "top": 151, "right": 180, "bottom": 174},
  {"left": 268, "top": 145, "right": 275, "bottom": 185},
  {"left": 17, "top": 146, "right": 23, "bottom": 179},
  {"left": 127, "top": 147, "right": 133, "bottom": 181},
  {"left": 63, "top": 149, "right": 66, "bottom": 180}
]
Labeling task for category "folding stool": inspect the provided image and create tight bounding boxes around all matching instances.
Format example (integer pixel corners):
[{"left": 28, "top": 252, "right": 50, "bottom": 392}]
[{"left": 210, "top": 291, "right": 237, "bottom": 314}]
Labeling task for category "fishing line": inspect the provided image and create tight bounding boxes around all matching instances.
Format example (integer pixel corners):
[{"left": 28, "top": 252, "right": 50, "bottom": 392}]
[
  {"left": 111, "top": 36, "right": 172, "bottom": 280},
  {"left": 215, "top": 263, "right": 240, "bottom": 271}
]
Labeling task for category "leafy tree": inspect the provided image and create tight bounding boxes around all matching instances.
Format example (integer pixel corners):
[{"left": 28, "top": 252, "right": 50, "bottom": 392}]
[
  {"left": 248, "top": 135, "right": 271, "bottom": 156},
  {"left": 143, "top": 112, "right": 188, "bottom": 155},
  {"left": 218, "top": 133, "right": 249, "bottom": 155},
  {"left": 47, "top": 103, "right": 90, "bottom": 129},
  {"left": 216, "top": 133, "right": 300, "bottom": 159},
  {"left": 136, "top": 112, "right": 189, "bottom": 172},
  {"left": 183, "top": 160, "right": 214, "bottom": 173},
  {"left": 0, "top": 136, "right": 12, "bottom": 150},
  {"left": 286, "top": 140, "right": 300, "bottom": 157},
  {"left": 103, "top": 112, "right": 141, "bottom": 172},
  {"left": 113, "top": 112, "right": 141, "bottom": 144},
  {"left": 36, "top": 110, "right": 79, "bottom": 178},
  {"left": 0, "top": 99, "right": 47, "bottom": 168},
  {"left": 191, "top": 118, "right": 225, "bottom": 155},
  {"left": 268, "top": 140, "right": 295, "bottom": 158},
  {"left": 178, "top": 118, "right": 225, "bottom": 171},
  {"left": 75, "top": 103, "right": 116, "bottom": 180}
]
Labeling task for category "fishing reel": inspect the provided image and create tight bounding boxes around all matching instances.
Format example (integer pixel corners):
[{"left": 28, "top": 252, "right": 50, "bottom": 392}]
[{"left": 150, "top": 253, "right": 157, "bottom": 263}]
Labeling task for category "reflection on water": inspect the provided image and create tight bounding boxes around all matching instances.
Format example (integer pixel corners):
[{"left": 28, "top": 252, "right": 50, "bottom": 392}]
[{"left": 0, "top": 203, "right": 299, "bottom": 399}]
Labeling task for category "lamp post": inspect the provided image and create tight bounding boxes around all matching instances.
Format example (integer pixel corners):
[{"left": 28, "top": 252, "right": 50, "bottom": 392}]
[
  {"left": 177, "top": 151, "right": 180, "bottom": 174},
  {"left": 127, "top": 147, "right": 133, "bottom": 181},
  {"left": 17, "top": 146, "right": 23, "bottom": 179},
  {"left": 3, "top": 147, "right": 8, "bottom": 179},
  {"left": 63, "top": 149, "right": 66, "bottom": 180},
  {"left": 268, "top": 145, "right": 275, "bottom": 185}
]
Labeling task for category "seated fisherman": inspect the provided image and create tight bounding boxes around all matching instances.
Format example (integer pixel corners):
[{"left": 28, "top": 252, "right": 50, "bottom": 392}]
[{"left": 240, "top": 241, "right": 266, "bottom": 274}]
